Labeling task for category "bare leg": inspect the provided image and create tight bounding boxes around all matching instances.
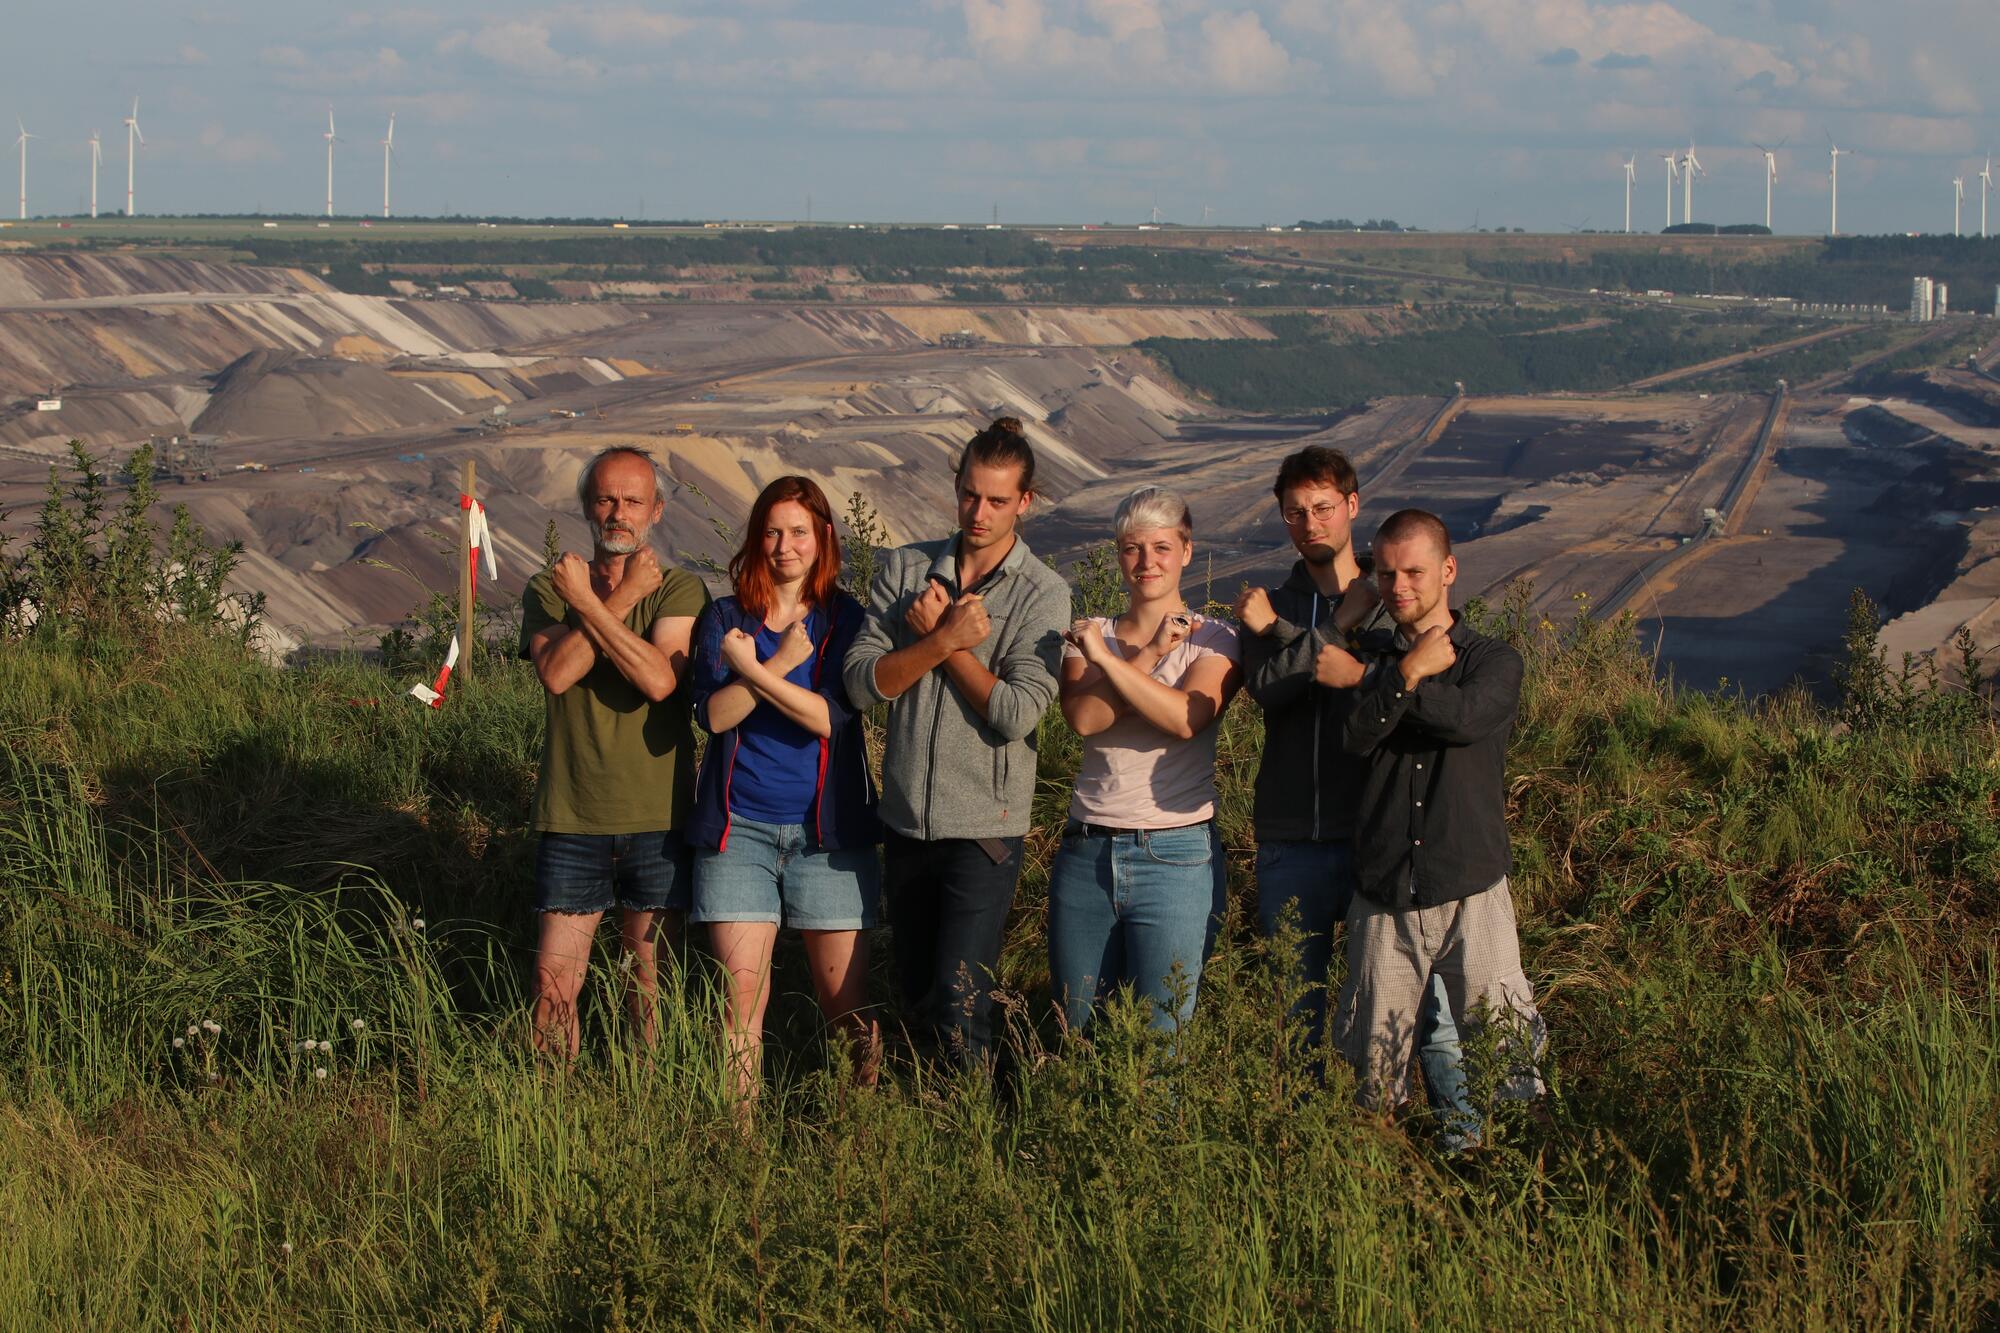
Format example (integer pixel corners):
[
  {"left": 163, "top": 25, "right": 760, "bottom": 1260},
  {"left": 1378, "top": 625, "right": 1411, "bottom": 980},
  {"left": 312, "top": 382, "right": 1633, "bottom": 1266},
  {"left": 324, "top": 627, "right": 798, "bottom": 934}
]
[
  {"left": 617, "top": 908, "right": 681, "bottom": 1047},
  {"left": 709, "top": 921, "right": 780, "bottom": 1109},
  {"left": 532, "top": 911, "right": 604, "bottom": 1059},
  {"left": 802, "top": 929, "right": 881, "bottom": 1087}
]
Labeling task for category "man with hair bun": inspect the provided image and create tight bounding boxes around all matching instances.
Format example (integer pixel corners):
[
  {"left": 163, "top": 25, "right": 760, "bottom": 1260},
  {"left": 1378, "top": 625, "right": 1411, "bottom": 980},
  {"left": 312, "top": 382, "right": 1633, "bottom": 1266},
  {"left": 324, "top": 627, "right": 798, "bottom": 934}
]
[
  {"left": 844, "top": 417, "right": 1072, "bottom": 1068},
  {"left": 1331, "top": 507, "right": 1547, "bottom": 1136}
]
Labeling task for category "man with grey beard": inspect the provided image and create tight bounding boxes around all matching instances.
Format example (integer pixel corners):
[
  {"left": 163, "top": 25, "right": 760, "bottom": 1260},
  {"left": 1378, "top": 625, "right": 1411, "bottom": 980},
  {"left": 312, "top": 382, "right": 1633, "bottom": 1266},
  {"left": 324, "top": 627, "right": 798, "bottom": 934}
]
[{"left": 520, "top": 446, "right": 710, "bottom": 1057}]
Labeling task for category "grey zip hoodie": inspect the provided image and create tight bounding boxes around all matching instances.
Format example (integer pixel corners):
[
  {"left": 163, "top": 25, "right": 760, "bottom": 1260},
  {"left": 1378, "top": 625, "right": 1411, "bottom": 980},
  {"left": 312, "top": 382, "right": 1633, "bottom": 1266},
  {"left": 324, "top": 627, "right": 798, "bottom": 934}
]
[{"left": 844, "top": 534, "right": 1071, "bottom": 840}]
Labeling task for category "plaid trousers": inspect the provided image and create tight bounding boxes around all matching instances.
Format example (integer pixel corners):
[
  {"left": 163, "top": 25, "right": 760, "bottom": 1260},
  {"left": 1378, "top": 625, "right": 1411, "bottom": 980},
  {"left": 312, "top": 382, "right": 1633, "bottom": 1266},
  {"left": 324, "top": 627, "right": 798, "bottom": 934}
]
[{"left": 1334, "top": 877, "right": 1546, "bottom": 1110}]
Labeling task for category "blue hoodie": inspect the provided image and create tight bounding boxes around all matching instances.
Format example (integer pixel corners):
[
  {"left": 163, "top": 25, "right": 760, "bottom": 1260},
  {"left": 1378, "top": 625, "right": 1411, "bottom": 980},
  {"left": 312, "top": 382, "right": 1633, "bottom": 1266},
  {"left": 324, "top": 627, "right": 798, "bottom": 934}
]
[{"left": 688, "top": 591, "right": 881, "bottom": 853}]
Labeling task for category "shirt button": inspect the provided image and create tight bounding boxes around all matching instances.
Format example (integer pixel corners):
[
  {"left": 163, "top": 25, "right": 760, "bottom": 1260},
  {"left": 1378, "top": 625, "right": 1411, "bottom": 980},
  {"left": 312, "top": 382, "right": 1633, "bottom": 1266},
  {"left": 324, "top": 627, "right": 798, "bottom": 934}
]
[
  {"left": 1416, "top": 763, "right": 1424, "bottom": 770},
  {"left": 1414, "top": 839, "right": 1423, "bottom": 846},
  {"left": 1416, "top": 801, "right": 1423, "bottom": 807}
]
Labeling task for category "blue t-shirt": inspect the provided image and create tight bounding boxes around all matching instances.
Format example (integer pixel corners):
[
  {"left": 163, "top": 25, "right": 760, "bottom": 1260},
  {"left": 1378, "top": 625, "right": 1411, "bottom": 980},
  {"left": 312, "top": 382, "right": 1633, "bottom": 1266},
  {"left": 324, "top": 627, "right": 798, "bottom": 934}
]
[{"left": 728, "top": 609, "right": 824, "bottom": 825}]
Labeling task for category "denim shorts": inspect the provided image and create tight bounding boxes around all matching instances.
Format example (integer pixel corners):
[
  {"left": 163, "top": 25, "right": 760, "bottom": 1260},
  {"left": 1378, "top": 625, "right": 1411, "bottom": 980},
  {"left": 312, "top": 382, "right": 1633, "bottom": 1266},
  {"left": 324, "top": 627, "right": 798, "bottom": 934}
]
[
  {"left": 534, "top": 830, "right": 693, "bottom": 915},
  {"left": 693, "top": 816, "right": 881, "bottom": 931}
]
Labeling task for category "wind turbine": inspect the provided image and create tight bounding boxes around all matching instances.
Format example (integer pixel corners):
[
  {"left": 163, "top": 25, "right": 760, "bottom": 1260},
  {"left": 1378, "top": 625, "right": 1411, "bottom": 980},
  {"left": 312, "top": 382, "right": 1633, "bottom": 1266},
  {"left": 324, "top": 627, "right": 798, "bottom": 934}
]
[
  {"left": 1953, "top": 176, "right": 1964, "bottom": 237},
  {"left": 380, "top": 112, "right": 394, "bottom": 218},
  {"left": 88, "top": 131, "right": 100, "bottom": 219},
  {"left": 123, "top": 98, "right": 143, "bottom": 217},
  {"left": 1622, "top": 155, "right": 1637, "bottom": 233},
  {"left": 1754, "top": 140, "right": 1783, "bottom": 231},
  {"left": 1661, "top": 151, "right": 1680, "bottom": 229},
  {"left": 323, "top": 108, "right": 337, "bottom": 217},
  {"left": 1981, "top": 157, "right": 1992, "bottom": 240},
  {"left": 1679, "top": 143, "right": 1703, "bottom": 225},
  {"left": 1827, "top": 135, "right": 1846, "bottom": 236},
  {"left": 14, "top": 119, "right": 34, "bottom": 222}
]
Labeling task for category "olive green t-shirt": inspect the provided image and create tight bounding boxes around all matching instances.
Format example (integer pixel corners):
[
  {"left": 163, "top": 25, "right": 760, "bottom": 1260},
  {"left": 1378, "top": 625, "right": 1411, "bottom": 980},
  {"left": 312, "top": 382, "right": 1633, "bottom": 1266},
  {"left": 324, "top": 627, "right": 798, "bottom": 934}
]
[{"left": 518, "top": 563, "right": 711, "bottom": 834}]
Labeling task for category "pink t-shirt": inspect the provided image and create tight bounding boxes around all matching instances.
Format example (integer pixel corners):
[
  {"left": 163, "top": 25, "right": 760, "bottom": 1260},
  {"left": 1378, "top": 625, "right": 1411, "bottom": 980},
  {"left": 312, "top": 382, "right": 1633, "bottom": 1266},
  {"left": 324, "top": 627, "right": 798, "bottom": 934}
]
[{"left": 1062, "top": 615, "right": 1241, "bottom": 828}]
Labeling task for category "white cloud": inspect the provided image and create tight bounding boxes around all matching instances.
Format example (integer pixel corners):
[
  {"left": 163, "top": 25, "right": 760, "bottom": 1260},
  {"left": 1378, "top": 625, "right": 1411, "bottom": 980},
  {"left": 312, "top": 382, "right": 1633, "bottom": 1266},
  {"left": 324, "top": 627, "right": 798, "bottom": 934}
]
[
  {"left": 1086, "top": 0, "right": 1166, "bottom": 41},
  {"left": 442, "top": 20, "right": 601, "bottom": 79},
  {"left": 1199, "top": 11, "right": 1298, "bottom": 91},
  {"left": 563, "top": 7, "right": 700, "bottom": 47},
  {"left": 962, "top": 0, "right": 1053, "bottom": 64}
]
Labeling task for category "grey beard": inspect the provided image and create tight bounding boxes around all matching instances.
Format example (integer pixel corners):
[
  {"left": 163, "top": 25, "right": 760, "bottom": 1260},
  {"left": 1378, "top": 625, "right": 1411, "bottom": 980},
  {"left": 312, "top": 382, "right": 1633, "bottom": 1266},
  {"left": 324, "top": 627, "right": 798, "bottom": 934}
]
[{"left": 592, "top": 522, "right": 646, "bottom": 555}]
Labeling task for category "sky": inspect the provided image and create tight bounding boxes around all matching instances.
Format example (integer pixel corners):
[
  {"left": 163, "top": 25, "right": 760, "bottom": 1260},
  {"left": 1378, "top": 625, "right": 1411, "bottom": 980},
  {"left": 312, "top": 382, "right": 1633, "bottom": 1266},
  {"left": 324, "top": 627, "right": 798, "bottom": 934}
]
[{"left": 12, "top": 0, "right": 1999, "bottom": 234}]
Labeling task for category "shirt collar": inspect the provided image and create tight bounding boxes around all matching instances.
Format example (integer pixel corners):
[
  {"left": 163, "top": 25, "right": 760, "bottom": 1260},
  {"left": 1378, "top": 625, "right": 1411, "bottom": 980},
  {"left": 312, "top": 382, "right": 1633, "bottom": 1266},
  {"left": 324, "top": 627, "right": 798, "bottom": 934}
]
[
  {"left": 927, "top": 531, "right": 1030, "bottom": 593},
  {"left": 1392, "top": 609, "right": 1465, "bottom": 651}
]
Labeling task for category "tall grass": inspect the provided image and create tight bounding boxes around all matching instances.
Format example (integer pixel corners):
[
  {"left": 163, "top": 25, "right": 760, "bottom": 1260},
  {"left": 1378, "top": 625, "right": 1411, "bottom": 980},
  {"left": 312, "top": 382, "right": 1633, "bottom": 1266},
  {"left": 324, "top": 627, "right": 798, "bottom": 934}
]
[{"left": 1, "top": 552, "right": 1997, "bottom": 1324}]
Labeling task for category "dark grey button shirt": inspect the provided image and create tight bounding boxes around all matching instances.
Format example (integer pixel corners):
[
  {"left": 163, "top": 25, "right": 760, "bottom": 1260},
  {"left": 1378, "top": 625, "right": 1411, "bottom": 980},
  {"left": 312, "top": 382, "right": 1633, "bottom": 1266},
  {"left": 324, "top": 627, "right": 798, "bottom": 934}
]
[{"left": 1341, "top": 615, "right": 1523, "bottom": 909}]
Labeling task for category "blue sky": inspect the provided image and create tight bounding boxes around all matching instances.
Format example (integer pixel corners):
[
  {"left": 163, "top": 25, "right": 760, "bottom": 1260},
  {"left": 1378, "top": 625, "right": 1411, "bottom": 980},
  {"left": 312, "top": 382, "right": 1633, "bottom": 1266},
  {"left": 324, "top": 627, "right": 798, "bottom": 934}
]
[{"left": 13, "top": 1, "right": 1998, "bottom": 233}]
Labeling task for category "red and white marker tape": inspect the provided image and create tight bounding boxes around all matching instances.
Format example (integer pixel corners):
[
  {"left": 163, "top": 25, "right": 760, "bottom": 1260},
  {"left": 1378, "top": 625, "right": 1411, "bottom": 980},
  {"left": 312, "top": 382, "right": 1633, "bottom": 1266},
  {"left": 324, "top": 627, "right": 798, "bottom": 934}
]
[
  {"left": 407, "top": 496, "right": 501, "bottom": 709},
  {"left": 409, "top": 635, "right": 459, "bottom": 708}
]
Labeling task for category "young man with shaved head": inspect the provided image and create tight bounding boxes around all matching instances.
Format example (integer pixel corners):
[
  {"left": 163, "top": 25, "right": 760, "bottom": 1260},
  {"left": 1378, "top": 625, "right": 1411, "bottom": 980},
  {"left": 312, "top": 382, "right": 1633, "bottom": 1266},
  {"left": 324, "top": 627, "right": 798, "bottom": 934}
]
[
  {"left": 520, "top": 445, "right": 711, "bottom": 1057},
  {"left": 1330, "top": 508, "right": 1546, "bottom": 1135},
  {"left": 1234, "top": 447, "right": 1469, "bottom": 1134}
]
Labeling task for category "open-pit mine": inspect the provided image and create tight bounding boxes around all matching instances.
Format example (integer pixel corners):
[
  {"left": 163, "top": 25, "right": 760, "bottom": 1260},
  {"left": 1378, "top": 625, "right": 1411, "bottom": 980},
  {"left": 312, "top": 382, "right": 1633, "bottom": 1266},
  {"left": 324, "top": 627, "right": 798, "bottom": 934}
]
[{"left": 2, "top": 250, "right": 1995, "bottom": 696}]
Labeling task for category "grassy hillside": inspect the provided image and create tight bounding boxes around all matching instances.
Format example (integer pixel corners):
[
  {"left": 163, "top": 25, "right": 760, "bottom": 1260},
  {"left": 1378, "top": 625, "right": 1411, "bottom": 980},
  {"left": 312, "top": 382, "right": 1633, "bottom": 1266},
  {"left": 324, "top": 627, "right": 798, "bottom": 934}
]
[
  {"left": 2, "top": 464, "right": 1997, "bottom": 1327},
  {"left": 1140, "top": 307, "right": 1836, "bottom": 409}
]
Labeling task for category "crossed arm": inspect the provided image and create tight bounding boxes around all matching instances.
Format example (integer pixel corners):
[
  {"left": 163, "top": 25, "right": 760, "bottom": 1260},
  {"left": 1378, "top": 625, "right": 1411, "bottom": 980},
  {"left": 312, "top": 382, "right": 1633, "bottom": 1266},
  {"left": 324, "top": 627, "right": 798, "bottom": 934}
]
[
  {"left": 701, "top": 626, "right": 834, "bottom": 738},
  {"left": 1062, "top": 625, "right": 1241, "bottom": 741},
  {"left": 529, "top": 571, "right": 691, "bottom": 703}
]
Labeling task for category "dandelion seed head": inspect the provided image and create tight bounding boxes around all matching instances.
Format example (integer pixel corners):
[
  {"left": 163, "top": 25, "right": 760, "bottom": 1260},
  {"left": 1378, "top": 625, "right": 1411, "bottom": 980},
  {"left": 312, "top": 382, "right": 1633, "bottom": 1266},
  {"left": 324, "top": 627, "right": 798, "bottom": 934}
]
[
  {"left": 172, "top": 1037, "right": 185, "bottom": 1050},
  {"left": 350, "top": 1018, "right": 365, "bottom": 1033},
  {"left": 201, "top": 1019, "right": 221, "bottom": 1034},
  {"left": 298, "top": 1039, "right": 314, "bottom": 1052},
  {"left": 412, "top": 918, "right": 426, "bottom": 931},
  {"left": 319, "top": 1040, "right": 334, "bottom": 1053},
  {"left": 187, "top": 1024, "right": 200, "bottom": 1037},
  {"left": 280, "top": 1242, "right": 293, "bottom": 1256},
  {"left": 314, "top": 1067, "right": 328, "bottom": 1080}
]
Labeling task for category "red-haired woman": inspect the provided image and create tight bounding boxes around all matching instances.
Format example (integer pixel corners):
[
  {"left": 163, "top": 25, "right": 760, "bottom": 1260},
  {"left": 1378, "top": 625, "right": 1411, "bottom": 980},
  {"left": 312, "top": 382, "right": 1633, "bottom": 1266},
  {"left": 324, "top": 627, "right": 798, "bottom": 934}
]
[{"left": 688, "top": 476, "right": 881, "bottom": 1108}]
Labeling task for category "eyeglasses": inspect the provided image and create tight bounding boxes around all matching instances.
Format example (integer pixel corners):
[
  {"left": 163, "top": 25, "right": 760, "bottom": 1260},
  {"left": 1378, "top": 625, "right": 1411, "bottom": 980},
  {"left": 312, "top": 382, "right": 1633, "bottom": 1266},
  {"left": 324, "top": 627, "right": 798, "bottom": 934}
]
[{"left": 1282, "top": 502, "right": 1344, "bottom": 528}]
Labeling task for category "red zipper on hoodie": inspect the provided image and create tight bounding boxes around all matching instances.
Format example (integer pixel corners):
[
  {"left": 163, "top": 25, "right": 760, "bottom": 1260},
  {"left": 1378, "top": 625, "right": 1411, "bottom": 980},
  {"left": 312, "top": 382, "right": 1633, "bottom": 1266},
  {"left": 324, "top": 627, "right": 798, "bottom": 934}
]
[{"left": 717, "top": 605, "right": 834, "bottom": 851}]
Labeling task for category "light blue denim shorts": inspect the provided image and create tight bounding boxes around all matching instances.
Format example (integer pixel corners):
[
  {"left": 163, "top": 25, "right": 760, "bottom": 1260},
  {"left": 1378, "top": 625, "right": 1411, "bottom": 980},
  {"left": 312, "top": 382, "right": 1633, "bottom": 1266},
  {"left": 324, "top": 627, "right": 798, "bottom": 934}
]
[{"left": 692, "top": 816, "right": 881, "bottom": 931}]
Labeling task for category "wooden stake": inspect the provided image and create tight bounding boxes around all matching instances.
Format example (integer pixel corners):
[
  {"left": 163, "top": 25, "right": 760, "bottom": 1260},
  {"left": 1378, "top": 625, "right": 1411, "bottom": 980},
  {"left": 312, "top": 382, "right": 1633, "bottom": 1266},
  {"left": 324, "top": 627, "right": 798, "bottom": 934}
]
[{"left": 459, "top": 458, "right": 476, "bottom": 682}]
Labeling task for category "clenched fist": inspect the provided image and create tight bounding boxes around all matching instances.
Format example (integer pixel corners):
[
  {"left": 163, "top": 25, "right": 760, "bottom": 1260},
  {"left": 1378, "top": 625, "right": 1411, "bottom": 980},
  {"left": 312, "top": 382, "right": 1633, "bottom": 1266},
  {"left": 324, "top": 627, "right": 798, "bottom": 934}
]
[
  {"left": 1234, "top": 585, "right": 1277, "bottom": 636},
  {"left": 1314, "top": 641, "right": 1365, "bottom": 689},
  {"left": 1398, "top": 625, "right": 1456, "bottom": 689},
  {"left": 769, "top": 619, "right": 816, "bottom": 674},
  {"left": 720, "top": 626, "right": 761, "bottom": 675},
  {"left": 618, "top": 546, "right": 664, "bottom": 603},
  {"left": 905, "top": 580, "right": 951, "bottom": 637},
  {"left": 550, "top": 552, "right": 598, "bottom": 610},
  {"left": 1149, "top": 611, "right": 1195, "bottom": 659},
  {"left": 1332, "top": 575, "right": 1381, "bottom": 632},
  {"left": 1065, "top": 617, "right": 1105, "bottom": 661},
  {"left": 936, "top": 593, "right": 992, "bottom": 652}
]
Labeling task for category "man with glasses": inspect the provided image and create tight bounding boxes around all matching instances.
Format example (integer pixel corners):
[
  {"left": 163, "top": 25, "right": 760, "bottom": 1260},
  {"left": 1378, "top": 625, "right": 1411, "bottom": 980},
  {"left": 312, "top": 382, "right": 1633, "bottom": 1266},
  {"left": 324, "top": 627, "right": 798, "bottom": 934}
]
[{"left": 1234, "top": 446, "right": 1474, "bottom": 1143}]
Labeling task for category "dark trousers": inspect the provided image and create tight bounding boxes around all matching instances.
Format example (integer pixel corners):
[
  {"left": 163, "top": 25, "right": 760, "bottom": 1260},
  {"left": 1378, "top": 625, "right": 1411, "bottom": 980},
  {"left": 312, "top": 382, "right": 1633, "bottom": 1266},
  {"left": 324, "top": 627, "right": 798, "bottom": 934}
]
[{"left": 882, "top": 829, "right": 1024, "bottom": 1066}]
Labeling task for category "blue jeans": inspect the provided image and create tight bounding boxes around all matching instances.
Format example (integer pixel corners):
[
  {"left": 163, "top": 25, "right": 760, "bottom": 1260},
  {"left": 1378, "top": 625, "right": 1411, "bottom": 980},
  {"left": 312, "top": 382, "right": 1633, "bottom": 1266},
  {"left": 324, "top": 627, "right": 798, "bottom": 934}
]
[
  {"left": 693, "top": 816, "right": 880, "bottom": 930},
  {"left": 1256, "top": 839, "right": 1473, "bottom": 1139},
  {"left": 535, "top": 830, "right": 692, "bottom": 915},
  {"left": 1047, "top": 821, "right": 1227, "bottom": 1033}
]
